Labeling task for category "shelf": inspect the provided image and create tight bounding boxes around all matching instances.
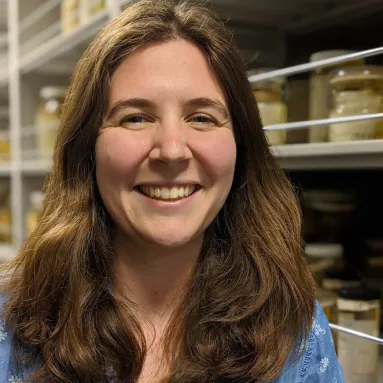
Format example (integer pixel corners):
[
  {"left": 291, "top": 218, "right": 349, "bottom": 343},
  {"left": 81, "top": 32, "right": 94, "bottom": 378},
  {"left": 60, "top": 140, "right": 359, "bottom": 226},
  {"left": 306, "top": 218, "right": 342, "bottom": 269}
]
[
  {"left": 271, "top": 140, "right": 383, "bottom": 170},
  {"left": 21, "top": 160, "right": 52, "bottom": 175},
  {"left": 0, "top": 163, "right": 11, "bottom": 176},
  {"left": 0, "top": 244, "right": 16, "bottom": 263},
  {"left": 19, "top": 10, "right": 109, "bottom": 74}
]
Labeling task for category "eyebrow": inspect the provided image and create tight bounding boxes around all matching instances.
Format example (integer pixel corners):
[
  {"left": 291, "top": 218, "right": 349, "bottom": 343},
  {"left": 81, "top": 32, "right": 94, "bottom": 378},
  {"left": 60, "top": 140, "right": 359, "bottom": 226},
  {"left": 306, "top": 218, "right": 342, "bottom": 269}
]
[{"left": 105, "top": 97, "right": 230, "bottom": 121}]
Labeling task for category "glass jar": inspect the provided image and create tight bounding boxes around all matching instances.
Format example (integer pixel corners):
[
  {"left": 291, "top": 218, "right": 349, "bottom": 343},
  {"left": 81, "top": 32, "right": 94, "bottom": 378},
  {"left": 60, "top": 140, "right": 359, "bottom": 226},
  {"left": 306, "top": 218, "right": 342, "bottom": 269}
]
[
  {"left": 81, "top": 0, "right": 105, "bottom": 25},
  {"left": 25, "top": 191, "right": 44, "bottom": 237},
  {"left": 309, "top": 50, "right": 364, "bottom": 143},
  {"left": 329, "top": 90, "right": 381, "bottom": 142},
  {"left": 366, "top": 239, "right": 383, "bottom": 331},
  {"left": 337, "top": 286, "right": 381, "bottom": 383},
  {"left": 35, "top": 87, "right": 66, "bottom": 161},
  {"left": 316, "top": 287, "right": 337, "bottom": 323},
  {"left": 0, "top": 208, "right": 11, "bottom": 243},
  {"left": 305, "top": 243, "right": 343, "bottom": 283},
  {"left": 0, "top": 130, "right": 9, "bottom": 162},
  {"left": 0, "top": 185, "right": 11, "bottom": 243},
  {"left": 248, "top": 69, "right": 287, "bottom": 146},
  {"left": 329, "top": 66, "right": 383, "bottom": 141},
  {"left": 61, "top": 0, "right": 80, "bottom": 33}
]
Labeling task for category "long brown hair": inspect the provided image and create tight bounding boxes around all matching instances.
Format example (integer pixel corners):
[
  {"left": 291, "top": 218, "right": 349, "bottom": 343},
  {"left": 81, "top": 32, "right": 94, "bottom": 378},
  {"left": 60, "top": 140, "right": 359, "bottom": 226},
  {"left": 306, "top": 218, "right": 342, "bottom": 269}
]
[{"left": 0, "top": 1, "right": 315, "bottom": 381}]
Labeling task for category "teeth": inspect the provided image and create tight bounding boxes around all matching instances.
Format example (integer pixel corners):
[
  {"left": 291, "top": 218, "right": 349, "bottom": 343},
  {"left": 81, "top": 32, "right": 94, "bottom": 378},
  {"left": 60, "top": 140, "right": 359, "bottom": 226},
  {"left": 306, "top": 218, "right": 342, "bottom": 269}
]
[
  {"left": 161, "top": 188, "right": 170, "bottom": 199},
  {"left": 139, "top": 185, "right": 198, "bottom": 200}
]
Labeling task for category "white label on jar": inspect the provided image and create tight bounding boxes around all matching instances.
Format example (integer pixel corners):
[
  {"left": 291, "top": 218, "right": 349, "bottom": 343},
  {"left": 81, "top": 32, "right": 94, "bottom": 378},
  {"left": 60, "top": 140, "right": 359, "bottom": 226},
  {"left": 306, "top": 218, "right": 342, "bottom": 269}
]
[
  {"left": 329, "top": 119, "right": 376, "bottom": 142},
  {"left": 337, "top": 313, "right": 379, "bottom": 383}
]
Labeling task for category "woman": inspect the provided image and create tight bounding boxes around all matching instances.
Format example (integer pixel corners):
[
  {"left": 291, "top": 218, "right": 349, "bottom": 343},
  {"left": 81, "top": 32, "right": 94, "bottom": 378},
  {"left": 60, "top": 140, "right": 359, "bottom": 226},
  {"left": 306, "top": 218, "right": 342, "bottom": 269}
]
[{"left": 0, "top": 0, "right": 343, "bottom": 382}]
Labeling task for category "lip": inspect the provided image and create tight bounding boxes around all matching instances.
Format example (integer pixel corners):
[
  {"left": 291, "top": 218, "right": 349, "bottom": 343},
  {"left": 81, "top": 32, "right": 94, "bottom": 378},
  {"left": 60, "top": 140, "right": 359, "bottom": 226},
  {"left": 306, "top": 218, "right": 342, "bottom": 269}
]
[{"left": 134, "top": 186, "right": 200, "bottom": 208}]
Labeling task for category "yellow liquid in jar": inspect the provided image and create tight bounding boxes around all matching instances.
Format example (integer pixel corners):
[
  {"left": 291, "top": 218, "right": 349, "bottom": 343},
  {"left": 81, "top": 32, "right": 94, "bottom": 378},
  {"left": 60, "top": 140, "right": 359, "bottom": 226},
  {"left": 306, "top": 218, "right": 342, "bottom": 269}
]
[{"left": 257, "top": 101, "right": 287, "bottom": 145}]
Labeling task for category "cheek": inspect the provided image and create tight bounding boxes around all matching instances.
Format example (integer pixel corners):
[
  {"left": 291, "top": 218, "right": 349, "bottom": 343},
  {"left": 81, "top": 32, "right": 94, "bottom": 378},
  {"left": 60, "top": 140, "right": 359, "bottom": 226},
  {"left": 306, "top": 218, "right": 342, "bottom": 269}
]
[
  {"left": 95, "top": 129, "right": 150, "bottom": 181},
  {"left": 192, "top": 130, "right": 236, "bottom": 184}
]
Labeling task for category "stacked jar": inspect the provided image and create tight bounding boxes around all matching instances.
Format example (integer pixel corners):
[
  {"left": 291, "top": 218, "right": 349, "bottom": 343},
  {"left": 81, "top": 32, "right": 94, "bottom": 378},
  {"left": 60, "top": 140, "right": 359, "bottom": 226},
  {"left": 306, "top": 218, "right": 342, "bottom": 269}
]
[
  {"left": 308, "top": 50, "right": 364, "bottom": 143},
  {"left": 329, "top": 66, "right": 383, "bottom": 142},
  {"left": 61, "top": 0, "right": 105, "bottom": 33},
  {"left": 61, "top": 0, "right": 80, "bottom": 33},
  {"left": 25, "top": 191, "right": 45, "bottom": 237},
  {"left": 0, "top": 130, "right": 9, "bottom": 162},
  {"left": 80, "top": 0, "right": 106, "bottom": 25},
  {"left": 0, "top": 185, "right": 11, "bottom": 244},
  {"left": 248, "top": 69, "right": 287, "bottom": 146},
  {"left": 337, "top": 286, "right": 381, "bottom": 383},
  {"left": 35, "top": 86, "right": 67, "bottom": 161}
]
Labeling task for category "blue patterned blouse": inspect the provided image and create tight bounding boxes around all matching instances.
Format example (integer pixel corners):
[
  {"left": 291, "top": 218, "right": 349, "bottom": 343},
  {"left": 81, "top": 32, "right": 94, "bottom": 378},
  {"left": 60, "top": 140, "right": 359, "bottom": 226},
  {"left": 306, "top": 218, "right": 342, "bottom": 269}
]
[{"left": 0, "top": 298, "right": 344, "bottom": 382}]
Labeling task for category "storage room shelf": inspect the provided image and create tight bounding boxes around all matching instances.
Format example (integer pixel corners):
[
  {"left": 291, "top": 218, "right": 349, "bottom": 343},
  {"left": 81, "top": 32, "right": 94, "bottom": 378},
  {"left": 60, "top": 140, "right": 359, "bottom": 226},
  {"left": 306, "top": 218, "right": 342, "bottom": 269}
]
[
  {"left": 21, "top": 160, "right": 52, "bottom": 175},
  {"left": 19, "top": 10, "right": 109, "bottom": 74},
  {"left": 0, "top": 163, "right": 11, "bottom": 176},
  {"left": 271, "top": 140, "right": 383, "bottom": 170}
]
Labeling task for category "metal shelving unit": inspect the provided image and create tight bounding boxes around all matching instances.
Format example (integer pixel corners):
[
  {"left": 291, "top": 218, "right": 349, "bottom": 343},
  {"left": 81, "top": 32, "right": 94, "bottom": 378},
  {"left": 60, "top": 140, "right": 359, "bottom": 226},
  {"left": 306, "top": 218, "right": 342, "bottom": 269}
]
[
  {"left": 0, "top": 0, "right": 381, "bottom": 380},
  {"left": 0, "top": 0, "right": 381, "bottom": 255},
  {"left": 271, "top": 139, "right": 383, "bottom": 170}
]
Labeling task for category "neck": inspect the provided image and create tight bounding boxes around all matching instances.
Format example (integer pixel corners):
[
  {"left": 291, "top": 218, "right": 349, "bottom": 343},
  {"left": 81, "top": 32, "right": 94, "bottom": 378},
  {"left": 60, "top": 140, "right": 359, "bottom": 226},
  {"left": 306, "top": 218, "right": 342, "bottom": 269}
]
[{"left": 112, "top": 232, "right": 202, "bottom": 319}]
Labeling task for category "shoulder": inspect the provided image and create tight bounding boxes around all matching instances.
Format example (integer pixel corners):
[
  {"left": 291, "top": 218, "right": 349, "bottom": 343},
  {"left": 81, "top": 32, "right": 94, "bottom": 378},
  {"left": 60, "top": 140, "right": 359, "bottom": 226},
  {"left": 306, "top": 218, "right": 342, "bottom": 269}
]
[
  {"left": 297, "top": 301, "right": 344, "bottom": 382},
  {"left": 275, "top": 301, "right": 344, "bottom": 383},
  {"left": 0, "top": 293, "right": 15, "bottom": 380},
  {"left": 0, "top": 289, "right": 37, "bottom": 382}
]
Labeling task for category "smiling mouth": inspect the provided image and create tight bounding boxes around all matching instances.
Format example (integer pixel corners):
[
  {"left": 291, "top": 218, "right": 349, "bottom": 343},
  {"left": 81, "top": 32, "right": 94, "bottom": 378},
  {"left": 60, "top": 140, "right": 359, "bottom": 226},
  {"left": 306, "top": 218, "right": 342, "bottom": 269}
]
[{"left": 136, "top": 185, "right": 201, "bottom": 201}]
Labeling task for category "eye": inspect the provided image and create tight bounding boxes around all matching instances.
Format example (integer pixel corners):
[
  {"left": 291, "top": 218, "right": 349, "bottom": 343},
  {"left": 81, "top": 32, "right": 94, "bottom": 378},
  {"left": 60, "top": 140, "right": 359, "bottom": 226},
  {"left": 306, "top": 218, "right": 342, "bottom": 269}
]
[
  {"left": 120, "top": 115, "right": 149, "bottom": 125},
  {"left": 189, "top": 115, "right": 217, "bottom": 125}
]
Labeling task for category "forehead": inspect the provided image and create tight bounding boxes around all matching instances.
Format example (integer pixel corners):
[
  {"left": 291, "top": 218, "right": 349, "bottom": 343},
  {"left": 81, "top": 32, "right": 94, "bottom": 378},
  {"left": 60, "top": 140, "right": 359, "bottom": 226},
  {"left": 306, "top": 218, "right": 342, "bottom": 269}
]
[{"left": 109, "top": 39, "right": 227, "bottom": 106}]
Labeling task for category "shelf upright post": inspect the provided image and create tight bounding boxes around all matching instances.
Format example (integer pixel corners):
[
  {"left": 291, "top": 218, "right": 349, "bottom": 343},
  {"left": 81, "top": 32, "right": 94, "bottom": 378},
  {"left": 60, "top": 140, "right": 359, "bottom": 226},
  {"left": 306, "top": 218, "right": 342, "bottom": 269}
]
[{"left": 8, "top": 0, "right": 23, "bottom": 249}]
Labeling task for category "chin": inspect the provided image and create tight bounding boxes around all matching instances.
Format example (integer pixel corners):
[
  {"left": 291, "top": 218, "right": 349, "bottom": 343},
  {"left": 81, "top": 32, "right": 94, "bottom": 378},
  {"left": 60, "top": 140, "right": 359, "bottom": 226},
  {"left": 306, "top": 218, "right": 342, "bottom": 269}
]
[{"left": 144, "top": 229, "right": 202, "bottom": 249}]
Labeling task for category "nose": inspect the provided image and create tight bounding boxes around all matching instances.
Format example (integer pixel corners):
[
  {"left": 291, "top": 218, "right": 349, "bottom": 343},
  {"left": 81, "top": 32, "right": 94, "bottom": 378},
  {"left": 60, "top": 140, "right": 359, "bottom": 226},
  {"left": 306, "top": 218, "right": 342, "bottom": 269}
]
[{"left": 148, "top": 119, "right": 192, "bottom": 164}]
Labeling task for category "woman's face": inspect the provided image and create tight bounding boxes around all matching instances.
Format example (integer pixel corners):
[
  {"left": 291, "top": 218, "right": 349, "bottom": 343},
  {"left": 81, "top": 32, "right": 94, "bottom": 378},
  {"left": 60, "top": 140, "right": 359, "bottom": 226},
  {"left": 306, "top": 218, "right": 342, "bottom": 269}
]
[{"left": 95, "top": 39, "right": 236, "bottom": 248}]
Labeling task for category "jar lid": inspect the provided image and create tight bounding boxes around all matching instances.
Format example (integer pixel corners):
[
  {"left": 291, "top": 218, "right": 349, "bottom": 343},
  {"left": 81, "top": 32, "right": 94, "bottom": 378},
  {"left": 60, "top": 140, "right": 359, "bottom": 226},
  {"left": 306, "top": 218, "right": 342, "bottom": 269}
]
[
  {"left": 330, "top": 65, "right": 383, "bottom": 86},
  {"left": 40, "top": 87, "right": 67, "bottom": 100},
  {"left": 310, "top": 50, "right": 358, "bottom": 62},
  {"left": 305, "top": 243, "right": 343, "bottom": 259},
  {"left": 338, "top": 286, "right": 381, "bottom": 301},
  {"left": 30, "top": 191, "right": 44, "bottom": 208}
]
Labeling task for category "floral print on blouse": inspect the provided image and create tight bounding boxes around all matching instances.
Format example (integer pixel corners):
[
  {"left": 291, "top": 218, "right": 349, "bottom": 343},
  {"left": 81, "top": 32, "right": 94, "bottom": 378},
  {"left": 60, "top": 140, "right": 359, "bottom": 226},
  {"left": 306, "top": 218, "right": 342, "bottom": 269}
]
[{"left": 0, "top": 298, "right": 344, "bottom": 382}]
